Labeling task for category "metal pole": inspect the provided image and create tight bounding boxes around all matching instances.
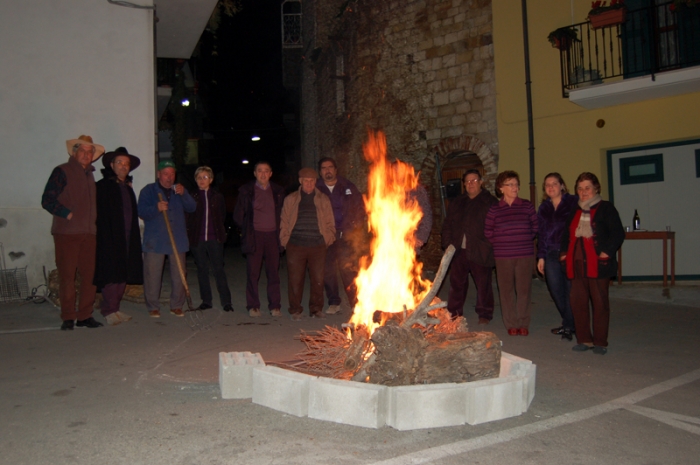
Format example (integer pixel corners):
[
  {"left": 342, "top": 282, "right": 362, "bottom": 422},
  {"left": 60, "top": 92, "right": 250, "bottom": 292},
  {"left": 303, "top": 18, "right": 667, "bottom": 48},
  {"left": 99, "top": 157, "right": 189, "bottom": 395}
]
[{"left": 521, "top": 0, "right": 536, "bottom": 203}]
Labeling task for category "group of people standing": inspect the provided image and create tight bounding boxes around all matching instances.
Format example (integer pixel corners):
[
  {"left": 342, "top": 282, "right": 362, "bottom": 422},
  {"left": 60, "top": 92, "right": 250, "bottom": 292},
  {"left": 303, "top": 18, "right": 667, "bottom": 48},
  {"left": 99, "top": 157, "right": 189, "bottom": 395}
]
[
  {"left": 41, "top": 136, "right": 367, "bottom": 330},
  {"left": 443, "top": 169, "right": 624, "bottom": 355},
  {"left": 42, "top": 135, "right": 625, "bottom": 354}
]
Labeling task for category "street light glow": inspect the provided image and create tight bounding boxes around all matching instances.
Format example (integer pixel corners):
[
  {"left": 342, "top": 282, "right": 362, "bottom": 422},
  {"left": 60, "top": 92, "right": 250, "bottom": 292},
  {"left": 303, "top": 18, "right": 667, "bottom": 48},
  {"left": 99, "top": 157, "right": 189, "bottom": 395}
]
[
  {"left": 181, "top": 99, "right": 190, "bottom": 107},
  {"left": 251, "top": 135, "right": 260, "bottom": 141}
]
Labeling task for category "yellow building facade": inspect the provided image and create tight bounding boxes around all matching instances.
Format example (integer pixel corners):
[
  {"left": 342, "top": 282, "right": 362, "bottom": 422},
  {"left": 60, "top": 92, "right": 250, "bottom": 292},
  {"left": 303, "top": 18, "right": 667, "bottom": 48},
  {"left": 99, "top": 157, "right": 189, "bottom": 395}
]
[{"left": 492, "top": 0, "right": 700, "bottom": 279}]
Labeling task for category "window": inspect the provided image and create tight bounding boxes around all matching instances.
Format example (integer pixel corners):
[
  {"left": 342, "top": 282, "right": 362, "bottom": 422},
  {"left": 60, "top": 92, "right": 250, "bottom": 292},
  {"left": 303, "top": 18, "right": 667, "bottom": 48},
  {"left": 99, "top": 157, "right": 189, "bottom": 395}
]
[{"left": 619, "top": 154, "right": 664, "bottom": 185}]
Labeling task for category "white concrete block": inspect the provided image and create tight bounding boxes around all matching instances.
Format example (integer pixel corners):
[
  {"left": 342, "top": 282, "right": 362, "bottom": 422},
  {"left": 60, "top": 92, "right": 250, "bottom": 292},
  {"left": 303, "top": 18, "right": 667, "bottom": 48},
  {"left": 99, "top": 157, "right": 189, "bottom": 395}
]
[
  {"left": 252, "top": 366, "right": 314, "bottom": 417},
  {"left": 523, "top": 363, "right": 537, "bottom": 407},
  {"left": 308, "top": 377, "right": 388, "bottom": 429},
  {"left": 465, "top": 375, "right": 525, "bottom": 425},
  {"left": 387, "top": 383, "right": 467, "bottom": 431},
  {"left": 219, "top": 351, "right": 265, "bottom": 399}
]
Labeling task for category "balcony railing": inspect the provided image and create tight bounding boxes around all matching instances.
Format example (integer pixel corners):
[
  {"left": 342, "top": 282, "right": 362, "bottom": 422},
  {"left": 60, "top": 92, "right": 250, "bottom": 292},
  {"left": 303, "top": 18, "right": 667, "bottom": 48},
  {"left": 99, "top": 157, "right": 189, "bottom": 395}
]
[{"left": 556, "top": 2, "right": 700, "bottom": 98}]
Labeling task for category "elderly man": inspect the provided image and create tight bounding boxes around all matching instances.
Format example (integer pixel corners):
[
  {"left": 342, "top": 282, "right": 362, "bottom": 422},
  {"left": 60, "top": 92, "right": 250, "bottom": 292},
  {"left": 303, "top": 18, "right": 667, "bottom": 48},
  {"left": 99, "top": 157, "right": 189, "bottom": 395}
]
[
  {"left": 41, "top": 135, "right": 105, "bottom": 330},
  {"left": 441, "top": 169, "right": 498, "bottom": 324},
  {"left": 137, "top": 160, "right": 196, "bottom": 317},
  {"left": 281, "top": 168, "right": 336, "bottom": 320},
  {"left": 233, "top": 161, "right": 285, "bottom": 318},
  {"left": 315, "top": 157, "right": 365, "bottom": 315},
  {"left": 94, "top": 147, "right": 143, "bottom": 325}
]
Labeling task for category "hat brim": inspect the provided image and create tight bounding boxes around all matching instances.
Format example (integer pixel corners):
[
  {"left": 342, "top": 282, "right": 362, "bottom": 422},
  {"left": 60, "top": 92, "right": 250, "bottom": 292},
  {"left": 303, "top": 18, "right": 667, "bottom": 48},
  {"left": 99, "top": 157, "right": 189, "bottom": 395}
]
[
  {"left": 102, "top": 151, "right": 141, "bottom": 171},
  {"left": 66, "top": 139, "right": 106, "bottom": 162}
]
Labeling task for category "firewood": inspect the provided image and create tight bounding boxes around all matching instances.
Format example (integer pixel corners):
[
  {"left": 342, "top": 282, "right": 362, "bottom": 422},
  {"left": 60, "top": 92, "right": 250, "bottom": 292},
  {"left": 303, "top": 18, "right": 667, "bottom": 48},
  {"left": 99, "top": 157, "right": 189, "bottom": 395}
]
[{"left": 401, "top": 245, "right": 455, "bottom": 328}]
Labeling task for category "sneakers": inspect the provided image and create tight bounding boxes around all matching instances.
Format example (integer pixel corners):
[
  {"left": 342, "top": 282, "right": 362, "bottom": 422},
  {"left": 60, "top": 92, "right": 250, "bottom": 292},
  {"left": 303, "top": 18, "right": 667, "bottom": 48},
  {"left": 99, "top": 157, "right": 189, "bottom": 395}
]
[
  {"left": 270, "top": 308, "right": 282, "bottom": 317},
  {"left": 249, "top": 308, "right": 261, "bottom": 318},
  {"left": 290, "top": 313, "right": 303, "bottom": 321},
  {"left": 61, "top": 320, "right": 74, "bottom": 331},
  {"left": 325, "top": 305, "right": 341, "bottom": 315},
  {"left": 76, "top": 317, "right": 104, "bottom": 328},
  {"left": 170, "top": 308, "right": 185, "bottom": 317},
  {"left": 105, "top": 313, "right": 121, "bottom": 326},
  {"left": 223, "top": 304, "right": 234, "bottom": 312},
  {"left": 311, "top": 312, "right": 326, "bottom": 319},
  {"left": 116, "top": 311, "right": 132, "bottom": 322},
  {"left": 149, "top": 309, "right": 161, "bottom": 318}
]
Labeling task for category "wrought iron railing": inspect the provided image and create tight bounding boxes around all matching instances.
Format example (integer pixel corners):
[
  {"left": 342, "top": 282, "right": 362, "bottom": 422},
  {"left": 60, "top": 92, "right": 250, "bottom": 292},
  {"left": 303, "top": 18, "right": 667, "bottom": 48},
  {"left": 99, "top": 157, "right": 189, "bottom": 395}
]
[{"left": 555, "top": 2, "right": 700, "bottom": 97}]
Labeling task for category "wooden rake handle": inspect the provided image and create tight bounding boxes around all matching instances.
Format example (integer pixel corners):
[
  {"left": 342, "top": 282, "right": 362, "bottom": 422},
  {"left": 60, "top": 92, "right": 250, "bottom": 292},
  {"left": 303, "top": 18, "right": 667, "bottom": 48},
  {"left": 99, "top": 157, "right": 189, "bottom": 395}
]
[{"left": 157, "top": 193, "right": 190, "bottom": 295}]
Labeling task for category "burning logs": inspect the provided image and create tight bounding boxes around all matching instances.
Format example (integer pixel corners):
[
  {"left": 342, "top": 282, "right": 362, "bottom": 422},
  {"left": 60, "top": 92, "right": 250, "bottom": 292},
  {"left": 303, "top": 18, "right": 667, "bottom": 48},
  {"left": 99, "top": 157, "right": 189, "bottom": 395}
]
[{"left": 363, "top": 325, "right": 501, "bottom": 386}]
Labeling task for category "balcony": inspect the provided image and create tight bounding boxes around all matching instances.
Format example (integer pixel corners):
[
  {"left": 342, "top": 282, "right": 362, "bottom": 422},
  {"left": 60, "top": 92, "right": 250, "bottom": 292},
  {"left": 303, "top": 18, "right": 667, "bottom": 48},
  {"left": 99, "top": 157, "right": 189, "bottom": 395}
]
[{"left": 553, "top": 1, "right": 700, "bottom": 109}]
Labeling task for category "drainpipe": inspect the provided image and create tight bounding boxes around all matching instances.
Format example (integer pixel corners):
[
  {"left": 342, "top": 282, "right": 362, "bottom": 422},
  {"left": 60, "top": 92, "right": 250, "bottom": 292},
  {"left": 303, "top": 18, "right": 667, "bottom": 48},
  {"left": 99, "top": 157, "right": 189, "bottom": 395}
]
[{"left": 521, "top": 0, "right": 536, "bottom": 204}]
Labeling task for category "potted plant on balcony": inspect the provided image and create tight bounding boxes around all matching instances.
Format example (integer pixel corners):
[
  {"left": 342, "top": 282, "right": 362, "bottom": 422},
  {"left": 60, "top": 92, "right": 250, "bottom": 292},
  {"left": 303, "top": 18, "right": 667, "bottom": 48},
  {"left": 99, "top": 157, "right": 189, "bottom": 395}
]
[
  {"left": 547, "top": 27, "right": 578, "bottom": 51},
  {"left": 588, "top": 0, "right": 627, "bottom": 29}
]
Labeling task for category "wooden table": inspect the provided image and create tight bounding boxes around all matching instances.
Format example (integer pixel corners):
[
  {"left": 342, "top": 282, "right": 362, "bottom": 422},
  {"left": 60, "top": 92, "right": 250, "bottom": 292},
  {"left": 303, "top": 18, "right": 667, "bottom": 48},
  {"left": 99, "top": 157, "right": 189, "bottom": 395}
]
[{"left": 617, "top": 230, "right": 675, "bottom": 287}]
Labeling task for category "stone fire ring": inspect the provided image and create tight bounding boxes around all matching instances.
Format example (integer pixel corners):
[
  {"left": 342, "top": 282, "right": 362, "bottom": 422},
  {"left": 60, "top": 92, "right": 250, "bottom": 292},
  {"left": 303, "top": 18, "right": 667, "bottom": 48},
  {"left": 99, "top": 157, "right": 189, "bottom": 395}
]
[{"left": 219, "top": 351, "right": 536, "bottom": 431}]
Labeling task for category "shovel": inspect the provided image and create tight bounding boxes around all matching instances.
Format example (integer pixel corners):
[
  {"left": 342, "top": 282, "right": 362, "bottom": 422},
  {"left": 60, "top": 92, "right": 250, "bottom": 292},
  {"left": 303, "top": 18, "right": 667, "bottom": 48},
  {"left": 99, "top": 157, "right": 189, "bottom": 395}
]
[{"left": 158, "top": 193, "right": 208, "bottom": 330}]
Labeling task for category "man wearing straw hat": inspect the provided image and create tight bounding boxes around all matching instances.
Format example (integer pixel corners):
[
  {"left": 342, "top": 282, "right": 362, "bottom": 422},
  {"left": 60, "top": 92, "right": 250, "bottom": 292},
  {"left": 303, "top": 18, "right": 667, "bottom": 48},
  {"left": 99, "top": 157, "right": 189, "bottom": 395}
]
[
  {"left": 137, "top": 160, "right": 196, "bottom": 318},
  {"left": 94, "top": 147, "right": 143, "bottom": 325},
  {"left": 41, "top": 135, "right": 105, "bottom": 330}
]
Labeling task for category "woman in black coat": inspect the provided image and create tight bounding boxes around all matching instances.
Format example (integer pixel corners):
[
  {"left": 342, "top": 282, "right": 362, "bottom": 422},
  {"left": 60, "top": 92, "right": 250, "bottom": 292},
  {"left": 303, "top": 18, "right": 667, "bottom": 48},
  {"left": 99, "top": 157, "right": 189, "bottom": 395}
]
[
  {"left": 94, "top": 147, "right": 143, "bottom": 325},
  {"left": 187, "top": 166, "right": 233, "bottom": 312},
  {"left": 560, "top": 172, "right": 624, "bottom": 355}
]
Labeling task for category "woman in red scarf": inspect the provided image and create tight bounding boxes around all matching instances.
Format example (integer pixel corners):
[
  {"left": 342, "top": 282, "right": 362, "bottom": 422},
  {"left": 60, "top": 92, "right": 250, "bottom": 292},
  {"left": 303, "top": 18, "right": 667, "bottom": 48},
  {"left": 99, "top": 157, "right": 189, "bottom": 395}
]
[{"left": 560, "top": 173, "right": 624, "bottom": 355}]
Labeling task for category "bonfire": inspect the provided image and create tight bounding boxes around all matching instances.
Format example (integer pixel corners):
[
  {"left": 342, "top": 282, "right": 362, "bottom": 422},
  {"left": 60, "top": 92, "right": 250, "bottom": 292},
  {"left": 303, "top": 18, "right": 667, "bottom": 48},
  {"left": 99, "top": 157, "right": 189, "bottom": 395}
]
[{"left": 292, "top": 129, "right": 500, "bottom": 386}]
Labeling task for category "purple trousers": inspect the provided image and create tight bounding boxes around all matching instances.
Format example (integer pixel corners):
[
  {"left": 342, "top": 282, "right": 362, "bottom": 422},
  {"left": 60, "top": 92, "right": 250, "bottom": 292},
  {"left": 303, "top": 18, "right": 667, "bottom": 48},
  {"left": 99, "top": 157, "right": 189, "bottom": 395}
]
[
  {"left": 245, "top": 231, "right": 281, "bottom": 310},
  {"left": 100, "top": 282, "right": 127, "bottom": 316},
  {"left": 447, "top": 249, "right": 494, "bottom": 320}
]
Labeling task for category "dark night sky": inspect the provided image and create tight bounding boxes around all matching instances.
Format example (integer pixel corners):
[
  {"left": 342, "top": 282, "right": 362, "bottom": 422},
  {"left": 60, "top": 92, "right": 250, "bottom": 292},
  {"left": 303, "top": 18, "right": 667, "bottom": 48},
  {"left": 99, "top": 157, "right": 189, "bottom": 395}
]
[{"left": 196, "top": 0, "right": 290, "bottom": 179}]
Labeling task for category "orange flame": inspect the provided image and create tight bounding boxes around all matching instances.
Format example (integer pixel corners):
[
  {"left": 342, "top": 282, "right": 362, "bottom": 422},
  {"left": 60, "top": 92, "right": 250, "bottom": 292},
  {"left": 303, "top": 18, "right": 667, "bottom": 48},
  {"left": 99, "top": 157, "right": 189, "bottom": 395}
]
[{"left": 349, "top": 130, "right": 431, "bottom": 335}]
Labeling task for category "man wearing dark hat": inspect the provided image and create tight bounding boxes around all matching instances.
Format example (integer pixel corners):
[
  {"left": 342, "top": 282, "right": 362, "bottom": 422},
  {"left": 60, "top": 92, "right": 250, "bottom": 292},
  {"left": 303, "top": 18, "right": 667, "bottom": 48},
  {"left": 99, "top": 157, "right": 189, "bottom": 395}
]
[
  {"left": 42, "top": 135, "right": 105, "bottom": 330},
  {"left": 94, "top": 147, "right": 144, "bottom": 325},
  {"left": 138, "top": 160, "right": 196, "bottom": 317},
  {"left": 280, "top": 168, "right": 336, "bottom": 320}
]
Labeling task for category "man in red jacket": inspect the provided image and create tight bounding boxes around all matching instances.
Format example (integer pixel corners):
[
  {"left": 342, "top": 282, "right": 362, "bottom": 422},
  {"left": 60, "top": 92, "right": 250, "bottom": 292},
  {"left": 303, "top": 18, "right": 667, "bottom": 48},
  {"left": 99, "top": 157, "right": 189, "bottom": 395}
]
[{"left": 42, "top": 135, "right": 105, "bottom": 330}]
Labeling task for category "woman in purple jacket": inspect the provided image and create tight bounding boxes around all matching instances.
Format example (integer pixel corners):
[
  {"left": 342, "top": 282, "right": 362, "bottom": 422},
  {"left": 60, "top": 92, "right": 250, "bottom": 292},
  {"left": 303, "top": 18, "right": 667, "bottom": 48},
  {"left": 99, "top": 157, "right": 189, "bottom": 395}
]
[{"left": 536, "top": 173, "right": 577, "bottom": 341}]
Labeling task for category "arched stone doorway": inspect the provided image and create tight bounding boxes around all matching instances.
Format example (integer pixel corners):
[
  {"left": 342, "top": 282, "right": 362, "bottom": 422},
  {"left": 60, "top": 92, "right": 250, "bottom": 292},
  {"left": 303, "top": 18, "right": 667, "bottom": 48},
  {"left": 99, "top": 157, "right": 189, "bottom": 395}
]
[{"left": 418, "top": 135, "right": 498, "bottom": 272}]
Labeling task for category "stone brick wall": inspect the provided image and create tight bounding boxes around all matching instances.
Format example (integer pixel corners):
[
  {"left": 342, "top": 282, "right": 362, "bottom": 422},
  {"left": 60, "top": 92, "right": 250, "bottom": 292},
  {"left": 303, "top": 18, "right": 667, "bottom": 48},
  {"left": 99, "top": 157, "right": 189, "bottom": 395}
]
[{"left": 297, "top": 0, "right": 499, "bottom": 269}]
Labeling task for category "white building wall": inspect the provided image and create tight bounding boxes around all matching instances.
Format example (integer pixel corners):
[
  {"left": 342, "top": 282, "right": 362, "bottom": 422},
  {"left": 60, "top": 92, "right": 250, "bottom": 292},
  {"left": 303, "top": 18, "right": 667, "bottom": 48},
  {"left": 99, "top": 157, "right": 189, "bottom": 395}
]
[{"left": 0, "top": 0, "right": 156, "bottom": 288}]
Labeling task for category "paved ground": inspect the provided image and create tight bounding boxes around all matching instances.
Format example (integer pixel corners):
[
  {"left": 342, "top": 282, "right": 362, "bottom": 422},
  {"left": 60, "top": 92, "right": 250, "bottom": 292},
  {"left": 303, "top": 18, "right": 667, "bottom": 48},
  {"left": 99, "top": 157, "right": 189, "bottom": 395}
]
[{"left": 1, "top": 247, "right": 699, "bottom": 465}]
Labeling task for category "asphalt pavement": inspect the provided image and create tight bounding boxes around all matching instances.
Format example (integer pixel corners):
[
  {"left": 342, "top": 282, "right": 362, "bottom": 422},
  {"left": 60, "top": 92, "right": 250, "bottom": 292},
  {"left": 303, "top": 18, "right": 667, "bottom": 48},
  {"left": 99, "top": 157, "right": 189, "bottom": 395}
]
[{"left": 1, "top": 246, "right": 699, "bottom": 465}]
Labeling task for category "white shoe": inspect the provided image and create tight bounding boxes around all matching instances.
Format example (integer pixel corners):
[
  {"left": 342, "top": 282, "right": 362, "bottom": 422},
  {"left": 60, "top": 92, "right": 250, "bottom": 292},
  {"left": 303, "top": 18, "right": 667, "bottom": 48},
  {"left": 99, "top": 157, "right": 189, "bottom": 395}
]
[
  {"left": 116, "top": 311, "right": 132, "bottom": 322},
  {"left": 249, "top": 308, "right": 261, "bottom": 318},
  {"left": 325, "top": 304, "right": 341, "bottom": 315},
  {"left": 105, "top": 313, "right": 121, "bottom": 326}
]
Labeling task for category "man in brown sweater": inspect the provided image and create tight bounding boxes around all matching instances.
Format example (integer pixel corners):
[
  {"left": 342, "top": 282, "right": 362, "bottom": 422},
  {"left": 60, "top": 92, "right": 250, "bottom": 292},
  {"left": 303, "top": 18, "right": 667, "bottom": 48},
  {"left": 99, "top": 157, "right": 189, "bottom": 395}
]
[
  {"left": 280, "top": 168, "right": 336, "bottom": 320},
  {"left": 42, "top": 135, "right": 105, "bottom": 330}
]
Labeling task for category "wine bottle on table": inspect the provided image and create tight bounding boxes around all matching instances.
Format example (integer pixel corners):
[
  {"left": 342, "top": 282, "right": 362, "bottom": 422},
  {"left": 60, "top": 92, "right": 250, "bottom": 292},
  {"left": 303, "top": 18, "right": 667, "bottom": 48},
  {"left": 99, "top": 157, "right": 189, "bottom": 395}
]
[{"left": 633, "top": 209, "right": 640, "bottom": 231}]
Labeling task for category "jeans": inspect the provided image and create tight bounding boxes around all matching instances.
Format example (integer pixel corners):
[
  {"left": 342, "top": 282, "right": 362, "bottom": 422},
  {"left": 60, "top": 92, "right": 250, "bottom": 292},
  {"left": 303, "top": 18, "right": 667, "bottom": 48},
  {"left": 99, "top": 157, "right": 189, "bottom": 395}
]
[
  {"left": 323, "top": 238, "right": 358, "bottom": 307},
  {"left": 545, "top": 249, "right": 574, "bottom": 331},
  {"left": 191, "top": 240, "right": 231, "bottom": 307}
]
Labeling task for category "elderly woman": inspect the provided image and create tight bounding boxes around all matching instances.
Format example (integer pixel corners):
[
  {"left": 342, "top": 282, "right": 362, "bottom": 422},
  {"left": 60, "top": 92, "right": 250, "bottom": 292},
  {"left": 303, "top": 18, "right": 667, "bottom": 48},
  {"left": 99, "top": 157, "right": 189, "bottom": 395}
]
[
  {"left": 187, "top": 166, "right": 233, "bottom": 312},
  {"left": 537, "top": 173, "right": 578, "bottom": 341},
  {"left": 484, "top": 171, "right": 538, "bottom": 336},
  {"left": 560, "top": 172, "right": 624, "bottom": 355}
]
